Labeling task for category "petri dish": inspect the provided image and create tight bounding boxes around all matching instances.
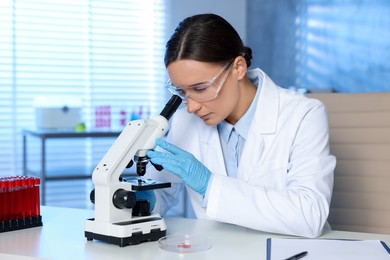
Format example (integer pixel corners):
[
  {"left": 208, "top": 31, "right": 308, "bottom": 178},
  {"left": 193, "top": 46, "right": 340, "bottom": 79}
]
[{"left": 158, "top": 234, "right": 212, "bottom": 253}]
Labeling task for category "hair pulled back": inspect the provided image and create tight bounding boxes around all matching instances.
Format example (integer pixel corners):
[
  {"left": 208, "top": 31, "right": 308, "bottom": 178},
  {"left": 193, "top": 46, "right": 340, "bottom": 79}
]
[{"left": 164, "top": 13, "right": 252, "bottom": 68}]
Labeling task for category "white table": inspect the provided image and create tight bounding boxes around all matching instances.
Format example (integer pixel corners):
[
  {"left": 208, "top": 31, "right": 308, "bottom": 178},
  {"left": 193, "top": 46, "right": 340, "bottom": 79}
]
[{"left": 0, "top": 206, "right": 389, "bottom": 260}]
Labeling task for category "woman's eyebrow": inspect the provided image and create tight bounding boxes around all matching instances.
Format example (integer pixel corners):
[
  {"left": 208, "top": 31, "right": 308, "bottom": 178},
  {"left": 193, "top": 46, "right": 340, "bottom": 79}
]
[{"left": 189, "top": 80, "right": 209, "bottom": 87}]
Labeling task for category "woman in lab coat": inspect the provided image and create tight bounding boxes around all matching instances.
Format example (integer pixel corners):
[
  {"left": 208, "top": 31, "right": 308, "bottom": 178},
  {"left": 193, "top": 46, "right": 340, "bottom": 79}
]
[{"left": 145, "top": 13, "right": 336, "bottom": 238}]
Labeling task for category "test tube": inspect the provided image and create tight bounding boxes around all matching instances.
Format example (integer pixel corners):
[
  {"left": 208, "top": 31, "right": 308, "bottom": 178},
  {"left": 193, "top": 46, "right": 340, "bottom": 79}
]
[
  {"left": 4, "top": 178, "right": 10, "bottom": 222},
  {"left": 33, "top": 177, "right": 41, "bottom": 217},
  {"left": 0, "top": 178, "right": 5, "bottom": 222},
  {"left": 20, "top": 177, "right": 28, "bottom": 219},
  {"left": 16, "top": 177, "right": 22, "bottom": 220},
  {"left": 28, "top": 177, "right": 34, "bottom": 219},
  {"left": 8, "top": 178, "right": 15, "bottom": 221}
]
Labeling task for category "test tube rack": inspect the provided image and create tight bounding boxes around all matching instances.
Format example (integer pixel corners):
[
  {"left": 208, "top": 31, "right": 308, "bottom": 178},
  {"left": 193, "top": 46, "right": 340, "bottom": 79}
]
[{"left": 0, "top": 176, "right": 43, "bottom": 233}]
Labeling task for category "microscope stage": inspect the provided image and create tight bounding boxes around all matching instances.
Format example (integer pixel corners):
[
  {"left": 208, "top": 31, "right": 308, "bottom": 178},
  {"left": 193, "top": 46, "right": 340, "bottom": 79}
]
[{"left": 123, "top": 177, "right": 171, "bottom": 191}]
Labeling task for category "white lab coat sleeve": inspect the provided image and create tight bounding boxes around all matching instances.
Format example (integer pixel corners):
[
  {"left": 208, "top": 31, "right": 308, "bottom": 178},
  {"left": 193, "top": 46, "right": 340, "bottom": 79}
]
[{"left": 206, "top": 102, "right": 336, "bottom": 238}]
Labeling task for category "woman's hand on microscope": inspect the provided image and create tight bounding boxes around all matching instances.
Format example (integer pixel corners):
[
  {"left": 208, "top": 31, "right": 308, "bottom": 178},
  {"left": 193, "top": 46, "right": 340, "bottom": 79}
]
[{"left": 147, "top": 138, "right": 211, "bottom": 196}]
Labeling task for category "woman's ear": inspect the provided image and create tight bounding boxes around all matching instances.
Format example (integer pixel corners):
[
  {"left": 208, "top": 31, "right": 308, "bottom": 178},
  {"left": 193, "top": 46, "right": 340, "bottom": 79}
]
[{"left": 233, "top": 56, "right": 247, "bottom": 81}]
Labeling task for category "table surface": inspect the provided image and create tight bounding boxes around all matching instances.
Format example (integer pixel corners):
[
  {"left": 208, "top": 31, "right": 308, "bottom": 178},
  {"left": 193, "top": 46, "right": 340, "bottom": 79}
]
[{"left": 0, "top": 206, "right": 389, "bottom": 260}]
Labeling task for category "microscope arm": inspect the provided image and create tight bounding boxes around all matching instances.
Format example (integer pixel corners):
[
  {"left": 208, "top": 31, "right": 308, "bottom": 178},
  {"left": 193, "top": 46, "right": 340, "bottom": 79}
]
[{"left": 92, "top": 115, "right": 169, "bottom": 188}]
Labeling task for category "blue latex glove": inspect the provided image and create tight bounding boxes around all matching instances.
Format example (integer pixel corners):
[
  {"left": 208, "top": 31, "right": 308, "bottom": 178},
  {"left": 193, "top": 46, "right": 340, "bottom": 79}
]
[
  {"left": 147, "top": 138, "right": 211, "bottom": 196},
  {"left": 135, "top": 190, "right": 156, "bottom": 210}
]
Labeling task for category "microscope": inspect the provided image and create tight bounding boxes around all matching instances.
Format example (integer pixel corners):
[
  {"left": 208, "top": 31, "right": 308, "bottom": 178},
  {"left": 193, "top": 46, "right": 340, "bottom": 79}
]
[{"left": 85, "top": 95, "right": 182, "bottom": 247}]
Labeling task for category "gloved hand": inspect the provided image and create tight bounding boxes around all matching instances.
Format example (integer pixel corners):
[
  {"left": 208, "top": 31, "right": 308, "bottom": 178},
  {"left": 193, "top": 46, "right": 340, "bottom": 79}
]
[
  {"left": 147, "top": 138, "right": 211, "bottom": 196},
  {"left": 135, "top": 190, "right": 156, "bottom": 211}
]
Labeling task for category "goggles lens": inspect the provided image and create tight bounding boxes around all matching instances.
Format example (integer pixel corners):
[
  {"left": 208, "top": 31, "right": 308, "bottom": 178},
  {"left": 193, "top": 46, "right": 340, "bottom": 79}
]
[{"left": 165, "top": 60, "right": 233, "bottom": 103}]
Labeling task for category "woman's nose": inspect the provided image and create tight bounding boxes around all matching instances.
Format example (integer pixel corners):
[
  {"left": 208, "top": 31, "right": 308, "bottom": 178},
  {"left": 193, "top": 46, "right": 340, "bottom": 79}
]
[{"left": 186, "top": 97, "right": 201, "bottom": 113}]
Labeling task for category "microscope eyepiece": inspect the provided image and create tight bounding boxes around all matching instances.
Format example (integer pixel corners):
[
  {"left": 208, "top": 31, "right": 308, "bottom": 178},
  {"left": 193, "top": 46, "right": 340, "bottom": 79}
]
[{"left": 159, "top": 95, "right": 182, "bottom": 120}]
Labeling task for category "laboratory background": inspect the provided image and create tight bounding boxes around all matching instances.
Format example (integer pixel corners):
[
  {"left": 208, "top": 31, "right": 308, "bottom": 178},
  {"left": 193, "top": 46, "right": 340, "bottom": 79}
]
[{"left": 0, "top": 0, "right": 389, "bottom": 215}]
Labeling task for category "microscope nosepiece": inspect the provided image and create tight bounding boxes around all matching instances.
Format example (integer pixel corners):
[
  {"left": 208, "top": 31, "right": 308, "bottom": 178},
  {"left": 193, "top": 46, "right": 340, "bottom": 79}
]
[{"left": 136, "top": 156, "right": 149, "bottom": 176}]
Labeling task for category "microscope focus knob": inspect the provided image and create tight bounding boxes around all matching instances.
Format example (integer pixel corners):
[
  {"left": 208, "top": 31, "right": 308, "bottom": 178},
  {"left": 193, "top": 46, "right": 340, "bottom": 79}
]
[{"left": 113, "top": 189, "right": 137, "bottom": 209}]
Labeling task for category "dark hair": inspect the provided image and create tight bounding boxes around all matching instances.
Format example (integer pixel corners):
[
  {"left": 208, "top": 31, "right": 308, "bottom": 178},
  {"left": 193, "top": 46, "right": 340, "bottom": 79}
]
[{"left": 164, "top": 13, "right": 252, "bottom": 68}]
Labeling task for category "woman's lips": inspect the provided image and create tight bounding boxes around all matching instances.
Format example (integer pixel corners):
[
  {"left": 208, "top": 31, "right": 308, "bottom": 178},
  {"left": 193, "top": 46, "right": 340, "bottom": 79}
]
[{"left": 199, "top": 113, "right": 212, "bottom": 120}]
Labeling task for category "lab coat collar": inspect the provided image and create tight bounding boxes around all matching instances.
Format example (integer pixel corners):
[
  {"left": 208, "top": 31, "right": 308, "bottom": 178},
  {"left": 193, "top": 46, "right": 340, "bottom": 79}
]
[
  {"left": 248, "top": 68, "right": 279, "bottom": 134},
  {"left": 199, "top": 124, "right": 227, "bottom": 176}
]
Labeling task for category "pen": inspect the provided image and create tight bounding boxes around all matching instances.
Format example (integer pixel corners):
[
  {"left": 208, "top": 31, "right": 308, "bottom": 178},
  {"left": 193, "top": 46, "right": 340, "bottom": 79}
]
[{"left": 284, "top": 251, "right": 308, "bottom": 260}]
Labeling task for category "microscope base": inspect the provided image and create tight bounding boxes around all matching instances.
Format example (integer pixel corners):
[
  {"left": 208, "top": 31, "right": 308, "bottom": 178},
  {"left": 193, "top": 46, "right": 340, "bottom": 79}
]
[{"left": 85, "top": 215, "right": 167, "bottom": 247}]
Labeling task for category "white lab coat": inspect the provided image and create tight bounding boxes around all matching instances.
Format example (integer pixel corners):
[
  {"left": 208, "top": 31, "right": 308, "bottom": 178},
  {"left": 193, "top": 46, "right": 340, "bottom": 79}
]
[{"left": 149, "top": 68, "right": 336, "bottom": 238}]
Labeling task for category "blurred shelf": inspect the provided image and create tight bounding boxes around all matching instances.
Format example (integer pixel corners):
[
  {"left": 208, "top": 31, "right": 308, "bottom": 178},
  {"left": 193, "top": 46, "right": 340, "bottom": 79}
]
[{"left": 22, "top": 129, "right": 123, "bottom": 205}]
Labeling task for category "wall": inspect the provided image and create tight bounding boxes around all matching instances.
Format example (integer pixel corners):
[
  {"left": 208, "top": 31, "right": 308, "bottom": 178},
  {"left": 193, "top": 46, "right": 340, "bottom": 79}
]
[
  {"left": 167, "top": 0, "right": 247, "bottom": 45},
  {"left": 246, "top": 0, "right": 297, "bottom": 88},
  {"left": 246, "top": 0, "right": 390, "bottom": 92},
  {"left": 294, "top": 1, "right": 390, "bottom": 92}
]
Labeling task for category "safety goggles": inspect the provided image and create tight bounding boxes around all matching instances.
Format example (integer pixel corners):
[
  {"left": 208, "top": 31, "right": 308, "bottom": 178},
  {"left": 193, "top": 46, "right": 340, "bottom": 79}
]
[{"left": 165, "top": 60, "right": 234, "bottom": 103}]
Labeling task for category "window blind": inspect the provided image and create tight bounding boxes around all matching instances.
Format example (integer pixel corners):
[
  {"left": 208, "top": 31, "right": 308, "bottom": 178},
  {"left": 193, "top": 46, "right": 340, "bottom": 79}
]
[
  {"left": 0, "top": 0, "right": 168, "bottom": 179},
  {"left": 0, "top": 0, "right": 16, "bottom": 175},
  {"left": 295, "top": 0, "right": 390, "bottom": 92}
]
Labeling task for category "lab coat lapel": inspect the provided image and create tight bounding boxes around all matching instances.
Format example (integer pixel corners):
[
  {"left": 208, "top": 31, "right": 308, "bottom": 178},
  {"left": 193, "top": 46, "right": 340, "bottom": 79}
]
[
  {"left": 238, "top": 69, "right": 279, "bottom": 181},
  {"left": 254, "top": 69, "right": 279, "bottom": 135},
  {"left": 199, "top": 125, "right": 227, "bottom": 176}
]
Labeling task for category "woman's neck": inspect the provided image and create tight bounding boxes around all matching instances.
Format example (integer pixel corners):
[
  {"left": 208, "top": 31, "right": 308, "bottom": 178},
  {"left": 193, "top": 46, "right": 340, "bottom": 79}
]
[{"left": 225, "top": 77, "right": 257, "bottom": 125}]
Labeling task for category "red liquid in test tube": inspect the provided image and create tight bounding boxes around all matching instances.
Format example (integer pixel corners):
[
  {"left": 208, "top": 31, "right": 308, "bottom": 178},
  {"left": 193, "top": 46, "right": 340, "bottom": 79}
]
[
  {"left": 20, "top": 177, "right": 28, "bottom": 219},
  {"left": 33, "top": 177, "right": 40, "bottom": 217},
  {"left": 3, "top": 178, "right": 9, "bottom": 222},
  {"left": 15, "top": 177, "right": 22, "bottom": 220},
  {"left": 28, "top": 177, "right": 34, "bottom": 218},
  {"left": 9, "top": 178, "right": 15, "bottom": 221},
  {"left": 0, "top": 179, "right": 5, "bottom": 222}
]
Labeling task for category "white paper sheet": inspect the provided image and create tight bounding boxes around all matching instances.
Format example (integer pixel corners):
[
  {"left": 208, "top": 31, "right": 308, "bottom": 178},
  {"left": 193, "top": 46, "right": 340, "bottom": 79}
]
[{"left": 267, "top": 238, "right": 390, "bottom": 260}]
